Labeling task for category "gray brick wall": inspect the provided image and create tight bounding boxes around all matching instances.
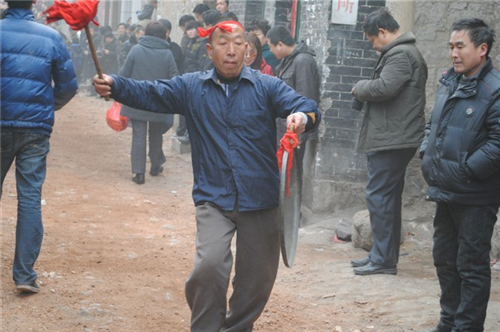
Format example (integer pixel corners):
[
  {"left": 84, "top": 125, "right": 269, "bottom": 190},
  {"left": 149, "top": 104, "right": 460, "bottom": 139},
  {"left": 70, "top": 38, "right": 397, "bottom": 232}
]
[
  {"left": 306, "top": 0, "right": 500, "bottom": 215},
  {"left": 302, "top": 0, "right": 385, "bottom": 214}
]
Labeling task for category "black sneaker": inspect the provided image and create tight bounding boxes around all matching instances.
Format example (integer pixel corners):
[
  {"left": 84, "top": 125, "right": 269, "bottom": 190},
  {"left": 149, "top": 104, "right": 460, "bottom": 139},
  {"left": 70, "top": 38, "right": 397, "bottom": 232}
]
[
  {"left": 150, "top": 165, "right": 164, "bottom": 177},
  {"left": 132, "top": 173, "right": 145, "bottom": 184},
  {"left": 16, "top": 281, "right": 40, "bottom": 294}
]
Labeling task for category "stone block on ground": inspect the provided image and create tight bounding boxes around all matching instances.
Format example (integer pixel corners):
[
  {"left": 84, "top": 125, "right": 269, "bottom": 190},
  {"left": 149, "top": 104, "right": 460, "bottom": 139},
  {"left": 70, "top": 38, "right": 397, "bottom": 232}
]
[
  {"left": 351, "top": 209, "right": 406, "bottom": 251},
  {"left": 335, "top": 219, "right": 352, "bottom": 241},
  {"left": 352, "top": 210, "right": 372, "bottom": 251}
]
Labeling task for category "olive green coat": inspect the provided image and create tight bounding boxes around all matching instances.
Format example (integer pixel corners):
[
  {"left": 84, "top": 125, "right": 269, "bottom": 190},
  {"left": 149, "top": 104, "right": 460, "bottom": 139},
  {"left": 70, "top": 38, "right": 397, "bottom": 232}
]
[{"left": 353, "top": 32, "right": 428, "bottom": 152}]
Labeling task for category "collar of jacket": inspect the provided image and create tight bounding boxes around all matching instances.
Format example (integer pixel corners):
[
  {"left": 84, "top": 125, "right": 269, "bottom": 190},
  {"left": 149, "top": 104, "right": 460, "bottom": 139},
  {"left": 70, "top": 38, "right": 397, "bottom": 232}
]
[
  {"left": 442, "top": 58, "right": 493, "bottom": 83},
  {"left": 441, "top": 58, "right": 494, "bottom": 99},
  {"left": 380, "top": 31, "right": 416, "bottom": 55},
  {"left": 138, "top": 35, "right": 171, "bottom": 49},
  {"left": 285, "top": 41, "right": 315, "bottom": 61},
  {"left": 278, "top": 41, "right": 315, "bottom": 76},
  {"left": 199, "top": 64, "right": 256, "bottom": 86},
  {"left": 4, "top": 8, "right": 34, "bottom": 21}
]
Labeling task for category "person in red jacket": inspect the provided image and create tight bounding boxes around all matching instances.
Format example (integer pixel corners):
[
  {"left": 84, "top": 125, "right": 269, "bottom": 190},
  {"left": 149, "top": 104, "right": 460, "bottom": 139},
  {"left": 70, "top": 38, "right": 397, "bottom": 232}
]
[{"left": 244, "top": 33, "right": 273, "bottom": 76}]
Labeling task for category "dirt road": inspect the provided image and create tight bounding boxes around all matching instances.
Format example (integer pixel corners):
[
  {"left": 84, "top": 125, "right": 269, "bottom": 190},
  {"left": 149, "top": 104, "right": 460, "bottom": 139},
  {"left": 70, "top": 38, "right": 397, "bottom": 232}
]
[{"left": 1, "top": 94, "right": 499, "bottom": 332}]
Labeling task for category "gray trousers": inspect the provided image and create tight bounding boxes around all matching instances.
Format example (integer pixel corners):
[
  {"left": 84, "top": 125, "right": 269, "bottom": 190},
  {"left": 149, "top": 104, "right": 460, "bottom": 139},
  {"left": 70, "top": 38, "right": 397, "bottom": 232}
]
[
  {"left": 130, "top": 119, "right": 168, "bottom": 174},
  {"left": 185, "top": 202, "right": 280, "bottom": 332},
  {"left": 366, "top": 148, "right": 416, "bottom": 267}
]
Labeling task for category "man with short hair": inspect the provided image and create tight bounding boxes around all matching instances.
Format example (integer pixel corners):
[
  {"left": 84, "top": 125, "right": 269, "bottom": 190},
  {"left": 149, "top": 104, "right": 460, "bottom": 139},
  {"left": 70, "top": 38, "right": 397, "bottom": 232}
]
[
  {"left": 202, "top": 8, "right": 221, "bottom": 29},
  {"left": 267, "top": 25, "right": 320, "bottom": 175},
  {"left": 350, "top": 8, "right": 427, "bottom": 276},
  {"left": 215, "top": 0, "right": 228, "bottom": 14},
  {"left": 116, "top": 22, "right": 128, "bottom": 37},
  {"left": 420, "top": 18, "right": 500, "bottom": 332},
  {"left": 1, "top": 0, "right": 78, "bottom": 294},
  {"left": 192, "top": 3, "right": 210, "bottom": 24},
  {"left": 93, "top": 20, "right": 320, "bottom": 332}
]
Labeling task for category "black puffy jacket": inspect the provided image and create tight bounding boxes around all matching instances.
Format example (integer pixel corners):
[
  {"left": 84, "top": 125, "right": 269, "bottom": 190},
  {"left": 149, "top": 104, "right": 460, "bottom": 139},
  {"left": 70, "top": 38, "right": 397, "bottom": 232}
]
[{"left": 420, "top": 59, "right": 500, "bottom": 205}]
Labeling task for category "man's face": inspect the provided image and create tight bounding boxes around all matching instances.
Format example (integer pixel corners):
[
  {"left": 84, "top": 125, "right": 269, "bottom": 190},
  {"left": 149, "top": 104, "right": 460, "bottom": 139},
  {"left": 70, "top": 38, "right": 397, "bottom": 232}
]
[
  {"left": 117, "top": 25, "right": 126, "bottom": 35},
  {"left": 268, "top": 41, "right": 283, "bottom": 60},
  {"left": 151, "top": 1, "right": 158, "bottom": 8},
  {"left": 207, "top": 25, "right": 247, "bottom": 79},
  {"left": 449, "top": 29, "right": 487, "bottom": 77},
  {"left": 249, "top": 29, "right": 266, "bottom": 47},
  {"left": 216, "top": 0, "right": 228, "bottom": 14},
  {"left": 195, "top": 13, "right": 203, "bottom": 24},
  {"left": 366, "top": 29, "right": 390, "bottom": 52}
]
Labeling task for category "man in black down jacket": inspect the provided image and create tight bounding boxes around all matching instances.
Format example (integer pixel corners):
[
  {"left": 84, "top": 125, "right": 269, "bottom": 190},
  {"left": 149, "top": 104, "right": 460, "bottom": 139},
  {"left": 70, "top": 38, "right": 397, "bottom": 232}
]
[{"left": 420, "top": 18, "right": 500, "bottom": 332}]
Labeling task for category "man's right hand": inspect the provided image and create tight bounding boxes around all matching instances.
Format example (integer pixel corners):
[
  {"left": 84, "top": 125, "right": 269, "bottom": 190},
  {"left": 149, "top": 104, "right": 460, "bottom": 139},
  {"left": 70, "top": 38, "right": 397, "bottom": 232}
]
[{"left": 93, "top": 74, "right": 114, "bottom": 98}]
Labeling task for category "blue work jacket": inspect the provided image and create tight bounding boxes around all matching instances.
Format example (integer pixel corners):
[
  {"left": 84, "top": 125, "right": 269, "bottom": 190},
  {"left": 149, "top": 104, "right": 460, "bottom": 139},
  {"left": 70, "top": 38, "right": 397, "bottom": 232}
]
[{"left": 110, "top": 66, "right": 321, "bottom": 211}]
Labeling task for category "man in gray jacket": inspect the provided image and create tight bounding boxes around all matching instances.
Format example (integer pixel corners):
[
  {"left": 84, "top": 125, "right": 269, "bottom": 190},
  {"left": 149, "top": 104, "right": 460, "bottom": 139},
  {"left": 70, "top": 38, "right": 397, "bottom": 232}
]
[
  {"left": 350, "top": 8, "right": 427, "bottom": 275},
  {"left": 267, "top": 25, "right": 321, "bottom": 174}
]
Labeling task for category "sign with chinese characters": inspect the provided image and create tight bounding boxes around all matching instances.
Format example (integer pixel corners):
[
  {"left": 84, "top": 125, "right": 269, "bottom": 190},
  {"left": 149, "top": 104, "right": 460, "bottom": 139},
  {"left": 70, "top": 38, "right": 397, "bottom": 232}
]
[{"left": 331, "top": 0, "right": 359, "bottom": 25}]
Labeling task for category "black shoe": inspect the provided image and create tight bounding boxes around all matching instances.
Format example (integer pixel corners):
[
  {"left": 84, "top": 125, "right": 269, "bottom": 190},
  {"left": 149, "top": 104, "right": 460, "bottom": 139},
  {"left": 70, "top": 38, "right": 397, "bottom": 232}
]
[
  {"left": 150, "top": 165, "right": 164, "bottom": 176},
  {"left": 132, "top": 173, "right": 145, "bottom": 184},
  {"left": 16, "top": 281, "right": 40, "bottom": 294},
  {"left": 350, "top": 256, "right": 370, "bottom": 267},
  {"left": 354, "top": 262, "right": 397, "bottom": 275}
]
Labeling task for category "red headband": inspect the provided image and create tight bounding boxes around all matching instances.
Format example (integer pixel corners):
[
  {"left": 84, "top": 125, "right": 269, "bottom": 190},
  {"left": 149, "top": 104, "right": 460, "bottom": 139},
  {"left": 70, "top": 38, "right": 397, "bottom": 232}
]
[{"left": 197, "top": 21, "right": 244, "bottom": 42}]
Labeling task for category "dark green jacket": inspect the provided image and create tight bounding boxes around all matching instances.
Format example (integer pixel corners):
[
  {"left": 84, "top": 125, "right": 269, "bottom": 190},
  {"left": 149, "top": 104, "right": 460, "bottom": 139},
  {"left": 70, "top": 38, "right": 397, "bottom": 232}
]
[{"left": 354, "top": 32, "right": 428, "bottom": 152}]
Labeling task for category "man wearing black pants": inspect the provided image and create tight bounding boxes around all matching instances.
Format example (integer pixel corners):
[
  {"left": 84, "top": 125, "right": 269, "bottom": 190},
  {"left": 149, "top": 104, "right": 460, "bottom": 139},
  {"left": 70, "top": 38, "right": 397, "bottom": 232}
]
[{"left": 420, "top": 18, "right": 500, "bottom": 332}]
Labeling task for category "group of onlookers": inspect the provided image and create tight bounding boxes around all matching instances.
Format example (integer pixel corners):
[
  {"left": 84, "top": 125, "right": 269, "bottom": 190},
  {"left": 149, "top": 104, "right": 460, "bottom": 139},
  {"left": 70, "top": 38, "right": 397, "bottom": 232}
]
[{"left": 5, "top": 1, "right": 499, "bottom": 332}]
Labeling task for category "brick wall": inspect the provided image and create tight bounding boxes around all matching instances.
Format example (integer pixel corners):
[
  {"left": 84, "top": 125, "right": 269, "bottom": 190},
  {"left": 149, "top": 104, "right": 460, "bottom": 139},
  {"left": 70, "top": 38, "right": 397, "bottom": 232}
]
[
  {"left": 301, "top": 0, "right": 386, "bottom": 215},
  {"left": 306, "top": 0, "right": 500, "bottom": 215}
]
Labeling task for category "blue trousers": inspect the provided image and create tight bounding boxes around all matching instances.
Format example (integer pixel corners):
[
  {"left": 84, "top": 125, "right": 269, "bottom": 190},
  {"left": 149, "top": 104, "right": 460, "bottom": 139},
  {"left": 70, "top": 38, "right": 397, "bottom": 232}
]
[
  {"left": 185, "top": 203, "right": 280, "bottom": 332},
  {"left": 433, "top": 202, "right": 498, "bottom": 332},
  {"left": 1, "top": 131, "right": 49, "bottom": 285},
  {"left": 366, "top": 148, "right": 416, "bottom": 267}
]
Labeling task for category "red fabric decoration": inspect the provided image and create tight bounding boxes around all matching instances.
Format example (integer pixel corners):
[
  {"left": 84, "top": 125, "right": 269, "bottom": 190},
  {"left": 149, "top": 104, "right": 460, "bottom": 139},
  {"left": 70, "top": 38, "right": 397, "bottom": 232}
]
[
  {"left": 44, "top": 0, "right": 99, "bottom": 30},
  {"left": 276, "top": 129, "right": 298, "bottom": 196},
  {"left": 197, "top": 21, "right": 244, "bottom": 42}
]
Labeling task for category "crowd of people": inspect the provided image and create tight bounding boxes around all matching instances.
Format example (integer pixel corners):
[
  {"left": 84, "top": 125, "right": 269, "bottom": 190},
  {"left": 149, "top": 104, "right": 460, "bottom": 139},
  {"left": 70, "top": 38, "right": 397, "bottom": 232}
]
[{"left": 2, "top": 1, "right": 500, "bottom": 332}]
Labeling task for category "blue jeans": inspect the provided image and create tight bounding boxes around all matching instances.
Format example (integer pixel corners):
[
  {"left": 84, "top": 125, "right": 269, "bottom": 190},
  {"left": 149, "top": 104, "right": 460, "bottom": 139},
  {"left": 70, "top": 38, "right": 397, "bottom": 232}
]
[
  {"left": 433, "top": 202, "right": 498, "bottom": 332},
  {"left": 1, "top": 131, "right": 50, "bottom": 285}
]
